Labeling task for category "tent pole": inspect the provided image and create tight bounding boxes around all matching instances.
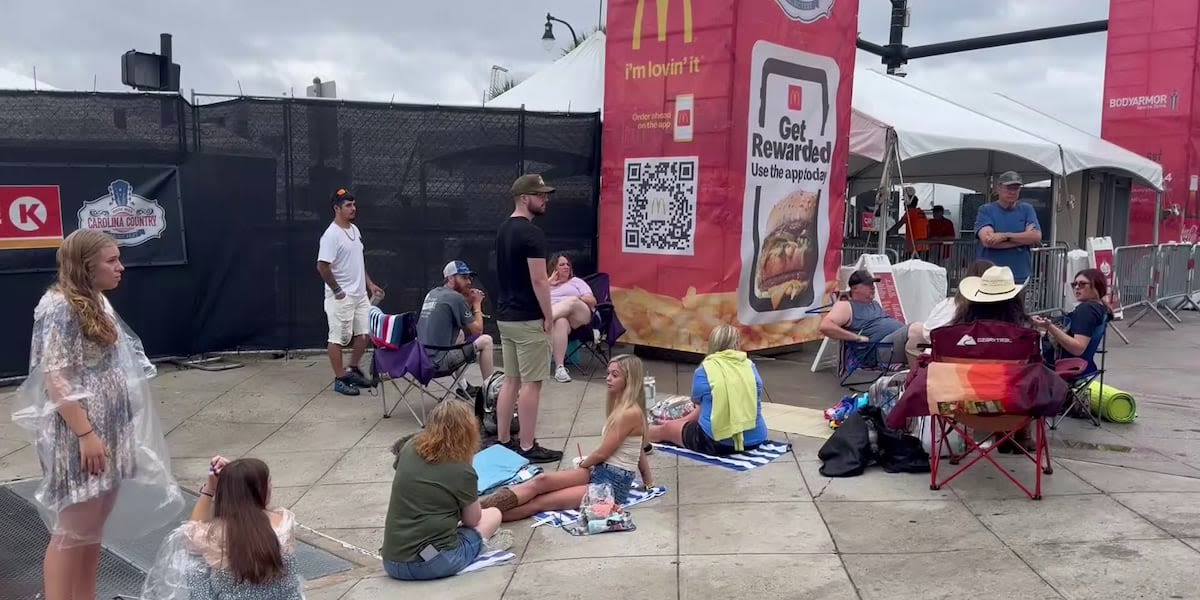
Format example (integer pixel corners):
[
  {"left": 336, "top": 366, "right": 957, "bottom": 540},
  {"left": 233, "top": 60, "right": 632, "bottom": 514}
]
[
  {"left": 1153, "top": 191, "right": 1162, "bottom": 246},
  {"left": 1050, "top": 175, "right": 1061, "bottom": 246},
  {"left": 876, "top": 129, "right": 896, "bottom": 255}
]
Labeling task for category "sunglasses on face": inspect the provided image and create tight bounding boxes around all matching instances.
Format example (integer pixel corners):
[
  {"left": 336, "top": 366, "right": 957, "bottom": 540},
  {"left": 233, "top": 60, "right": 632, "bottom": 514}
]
[{"left": 1070, "top": 281, "right": 1091, "bottom": 288}]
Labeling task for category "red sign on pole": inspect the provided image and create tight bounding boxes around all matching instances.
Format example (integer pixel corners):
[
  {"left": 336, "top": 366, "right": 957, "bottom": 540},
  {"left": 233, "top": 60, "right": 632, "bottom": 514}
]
[
  {"left": 600, "top": 0, "right": 859, "bottom": 353},
  {"left": 0, "top": 186, "right": 64, "bottom": 250}
]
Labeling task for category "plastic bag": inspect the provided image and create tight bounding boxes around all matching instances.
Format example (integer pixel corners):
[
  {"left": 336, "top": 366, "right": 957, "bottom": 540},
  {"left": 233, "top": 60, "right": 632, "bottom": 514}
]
[
  {"left": 648, "top": 395, "right": 696, "bottom": 424},
  {"left": 141, "top": 511, "right": 306, "bottom": 600},
  {"left": 11, "top": 291, "right": 182, "bottom": 548},
  {"left": 564, "top": 483, "right": 637, "bottom": 536}
]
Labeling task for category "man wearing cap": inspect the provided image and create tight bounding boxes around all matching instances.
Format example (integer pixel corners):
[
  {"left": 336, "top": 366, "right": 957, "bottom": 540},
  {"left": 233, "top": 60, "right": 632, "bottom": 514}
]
[
  {"left": 416, "top": 260, "right": 495, "bottom": 388},
  {"left": 975, "top": 171, "right": 1042, "bottom": 283},
  {"left": 819, "top": 269, "right": 923, "bottom": 370},
  {"left": 317, "top": 187, "right": 384, "bottom": 396},
  {"left": 493, "top": 174, "right": 562, "bottom": 463}
]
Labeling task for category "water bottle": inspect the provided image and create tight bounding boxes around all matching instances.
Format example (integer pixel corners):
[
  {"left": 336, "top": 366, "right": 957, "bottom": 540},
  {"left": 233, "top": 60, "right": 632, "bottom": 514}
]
[{"left": 643, "top": 376, "right": 656, "bottom": 404}]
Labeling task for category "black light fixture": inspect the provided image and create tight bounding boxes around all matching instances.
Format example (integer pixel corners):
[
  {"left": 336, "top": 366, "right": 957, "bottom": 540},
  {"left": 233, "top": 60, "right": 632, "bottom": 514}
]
[{"left": 542, "top": 12, "right": 579, "bottom": 53}]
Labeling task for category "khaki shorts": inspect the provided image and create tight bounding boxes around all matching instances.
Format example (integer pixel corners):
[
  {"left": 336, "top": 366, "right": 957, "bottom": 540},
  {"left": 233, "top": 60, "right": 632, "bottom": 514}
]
[
  {"left": 497, "top": 320, "right": 550, "bottom": 383},
  {"left": 325, "top": 294, "right": 370, "bottom": 346}
]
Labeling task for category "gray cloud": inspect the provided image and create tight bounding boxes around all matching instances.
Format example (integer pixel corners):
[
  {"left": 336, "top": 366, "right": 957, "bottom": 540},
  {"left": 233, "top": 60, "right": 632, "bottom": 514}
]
[{"left": 3, "top": 0, "right": 1110, "bottom": 131}]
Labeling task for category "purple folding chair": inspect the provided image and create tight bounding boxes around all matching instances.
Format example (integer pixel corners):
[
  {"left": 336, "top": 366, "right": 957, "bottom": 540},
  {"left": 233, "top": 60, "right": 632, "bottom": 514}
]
[
  {"left": 564, "top": 272, "right": 626, "bottom": 377},
  {"left": 368, "top": 308, "right": 472, "bottom": 425}
]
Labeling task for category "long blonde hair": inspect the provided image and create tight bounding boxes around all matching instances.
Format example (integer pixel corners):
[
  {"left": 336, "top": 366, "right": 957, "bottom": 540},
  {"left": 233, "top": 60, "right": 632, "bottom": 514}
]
[
  {"left": 605, "top": 354, "right": 648, "bottom": 445},
  {"left": 54, "top": 229, "right": 119, "bottom": 346},
  {"left": 413, "top": 399, "right": 480, "bottom": 465}
]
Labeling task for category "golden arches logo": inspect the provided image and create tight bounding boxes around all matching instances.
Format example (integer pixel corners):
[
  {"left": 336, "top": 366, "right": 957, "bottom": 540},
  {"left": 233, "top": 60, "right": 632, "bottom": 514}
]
[{"left": 632, "top": 0, "right": 693, "bottom": 50}]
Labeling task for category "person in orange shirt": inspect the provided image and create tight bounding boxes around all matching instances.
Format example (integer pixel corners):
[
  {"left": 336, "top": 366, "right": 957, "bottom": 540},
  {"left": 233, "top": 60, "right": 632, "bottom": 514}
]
[
  {"left": 889, "top": 187, "right": 928, "bottom": 255},
  {"left": 926, "top": 205, "right": 957, "bottom": 260}
]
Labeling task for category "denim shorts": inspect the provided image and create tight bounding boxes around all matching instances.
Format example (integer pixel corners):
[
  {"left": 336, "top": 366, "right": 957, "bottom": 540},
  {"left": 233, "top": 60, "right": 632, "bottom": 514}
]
[
  {"left": 382, "top": 527, "right": 483, "bottom": 581},
  {"left": 590, "top": 463, "right": 636, "bottom": 504}
]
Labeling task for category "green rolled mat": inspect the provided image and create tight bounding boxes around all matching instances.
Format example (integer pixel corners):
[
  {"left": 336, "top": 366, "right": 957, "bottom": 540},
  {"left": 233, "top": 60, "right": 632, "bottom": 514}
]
[{"left": 1087, "top": 382, "right": 1137, "bottom": 423}]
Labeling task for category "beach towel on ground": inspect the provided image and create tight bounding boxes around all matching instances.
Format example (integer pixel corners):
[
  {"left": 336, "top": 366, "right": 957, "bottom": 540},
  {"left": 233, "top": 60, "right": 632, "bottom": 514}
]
[
  {"left": 653, "top": 440, "right": 792, "bottom": 472},
  {"left": 531, "top": 485, "right": 669, "bottom": 528},
  {"left": 703, "top": 350, "right": 759, "bottom": 451},
  {"left": 473, "top": 444, "right": 530, "bottom": 494},
  {"left": 458, "top": 550, "right": 514, "bottom": 574}
]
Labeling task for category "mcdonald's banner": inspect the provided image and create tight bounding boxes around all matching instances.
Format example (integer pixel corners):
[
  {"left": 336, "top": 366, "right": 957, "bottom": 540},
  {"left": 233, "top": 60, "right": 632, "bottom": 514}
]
[
  {"left": 600, "top": 0, "right": 860, "bottom": 352},
  {"left": 1101, "top": 0, "right": 1200, "bottom": 244}
]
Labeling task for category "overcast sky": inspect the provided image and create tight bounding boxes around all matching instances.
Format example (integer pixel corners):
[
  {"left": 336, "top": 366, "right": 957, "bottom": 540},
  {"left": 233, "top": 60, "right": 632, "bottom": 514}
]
[{"left": 1, "top": 0, "right": 1108, "bottom": 131}]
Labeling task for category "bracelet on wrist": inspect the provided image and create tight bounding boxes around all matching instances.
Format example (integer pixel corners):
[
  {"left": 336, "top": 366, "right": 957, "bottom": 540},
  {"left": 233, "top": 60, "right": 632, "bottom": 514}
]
[{"left": 76, "top": 428, "right": 93, "bottom": 438}]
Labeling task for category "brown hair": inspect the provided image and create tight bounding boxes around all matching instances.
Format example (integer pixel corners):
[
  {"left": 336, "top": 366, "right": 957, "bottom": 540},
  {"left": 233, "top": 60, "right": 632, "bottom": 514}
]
[
  {"left": 546, "top": 252, "right": 573, "bottom": 277},
  {"left": 951, "top": 295, "right": 1030, "bottom": 327},
  {"left": 53, "top": 229, "right": 119, "bottom": 346},
  {"left": 1074, "top": 268, "right": 1107, "bottom": 300},
  {"left": 412, "top": 400, "right": 480, "bottom": 464},
  {"left": 212, "top": 458, "right": 284, "bottom": 585}
]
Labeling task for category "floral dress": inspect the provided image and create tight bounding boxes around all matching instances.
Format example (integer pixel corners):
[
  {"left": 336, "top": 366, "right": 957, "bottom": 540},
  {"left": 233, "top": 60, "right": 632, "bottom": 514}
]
[{"left": 29, "top": 291, "right": 136, "bottom": 510}]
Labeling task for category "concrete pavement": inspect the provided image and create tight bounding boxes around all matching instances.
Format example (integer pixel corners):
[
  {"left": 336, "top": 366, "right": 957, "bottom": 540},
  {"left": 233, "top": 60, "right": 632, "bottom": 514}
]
[{"left": 3, "top": 316, "right": 1200, "bottom": 599}]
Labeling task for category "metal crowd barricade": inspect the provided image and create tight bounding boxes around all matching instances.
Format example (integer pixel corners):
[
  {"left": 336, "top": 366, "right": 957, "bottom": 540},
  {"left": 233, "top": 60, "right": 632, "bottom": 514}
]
[
  {"left": 842, "top": 242, "right": 900, "bottom": 266},
  {"left": 923, "top": 239, "right": 978, "bottom": 292},
  {"left": 1113, "top": 244, "right": 1174, "bottom": 329},
  {"left": 1027, "top": 246, "right": 1067, "bottom": 316},
  {"left": 1156, "top": 243, "right": 1200, "bottom": 317}
]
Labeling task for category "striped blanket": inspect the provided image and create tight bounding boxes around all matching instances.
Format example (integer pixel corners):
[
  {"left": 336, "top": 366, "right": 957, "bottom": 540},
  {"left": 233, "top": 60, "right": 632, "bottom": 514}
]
[
  {"left": 652, "top": 440, "right": 792, "bottom": 471},
  {"left": 530, "top": 485, "right": 669, "bottom": 528},
  {"left": 459, "top": 549, "right": 515, "bottom": 574}
]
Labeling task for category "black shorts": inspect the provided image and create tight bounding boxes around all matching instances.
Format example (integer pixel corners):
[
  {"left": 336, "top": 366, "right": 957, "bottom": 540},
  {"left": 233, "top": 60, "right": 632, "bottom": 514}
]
[
  {"left": 432, "top": 344, "right": 477, "bottom": 374},
  {"left": 681, "top": 421, "right": 758, "bottom": 456}
]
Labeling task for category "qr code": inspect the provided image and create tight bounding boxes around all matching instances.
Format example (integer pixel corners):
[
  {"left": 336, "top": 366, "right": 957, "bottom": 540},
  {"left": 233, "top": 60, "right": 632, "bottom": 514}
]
[{"left": 622, "top": 156, "right": 698, "bottom": 255}]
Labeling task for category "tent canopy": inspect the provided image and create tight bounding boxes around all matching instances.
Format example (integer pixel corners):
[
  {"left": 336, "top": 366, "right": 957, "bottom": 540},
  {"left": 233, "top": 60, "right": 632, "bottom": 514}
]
[
  {"left": 484, "top": 40, "right": 1163, "bottom": 193},
  {"left": 485, "top": 32, "right": 604, "bottom": 114},
  {"left": 0, "top": 67, "right": 57, "bottom": 90}
]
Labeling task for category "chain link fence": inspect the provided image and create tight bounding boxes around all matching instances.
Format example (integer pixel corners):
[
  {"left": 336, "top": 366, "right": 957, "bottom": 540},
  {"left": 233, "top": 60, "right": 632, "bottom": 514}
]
[{"left": 0, "top": 91, "right": 600, "bottom": 377}]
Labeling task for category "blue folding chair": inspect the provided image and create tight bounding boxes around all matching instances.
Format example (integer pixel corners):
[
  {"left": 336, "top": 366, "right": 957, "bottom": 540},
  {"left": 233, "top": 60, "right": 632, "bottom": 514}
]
[{"left": 1050, "top": 316, "right": 1108, "bottom": 429}]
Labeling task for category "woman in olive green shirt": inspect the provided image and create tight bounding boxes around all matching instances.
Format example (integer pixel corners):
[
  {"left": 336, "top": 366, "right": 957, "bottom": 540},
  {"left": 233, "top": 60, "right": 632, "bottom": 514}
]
[{"left": 381, "top": 400, "right": 511, "bottom": 580}]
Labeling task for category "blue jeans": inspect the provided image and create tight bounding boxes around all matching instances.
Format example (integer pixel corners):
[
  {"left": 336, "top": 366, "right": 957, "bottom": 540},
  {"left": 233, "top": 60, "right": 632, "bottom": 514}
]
[
  {"left": 382, "top": 528, "right": 483, "bottom": 581},
  {"left": 589, "top": 463, "right": 636, "bottom": 504}
]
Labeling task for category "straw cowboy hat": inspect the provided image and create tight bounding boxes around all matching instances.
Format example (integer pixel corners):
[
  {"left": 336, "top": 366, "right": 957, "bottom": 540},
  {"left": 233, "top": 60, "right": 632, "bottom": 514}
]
[{"left": 958, "top": 266, "right": 1024, "bottom": 303}]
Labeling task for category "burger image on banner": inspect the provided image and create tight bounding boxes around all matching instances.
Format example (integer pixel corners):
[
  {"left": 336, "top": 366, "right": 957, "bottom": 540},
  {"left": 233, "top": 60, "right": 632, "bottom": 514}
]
[{"left": 755, "top": 189, "right": 819, "bottom": 308}]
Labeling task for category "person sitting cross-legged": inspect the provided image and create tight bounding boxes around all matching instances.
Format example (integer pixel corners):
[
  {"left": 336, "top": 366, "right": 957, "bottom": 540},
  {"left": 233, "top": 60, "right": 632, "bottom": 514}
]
[
  {"left": 416, "top": 261, "right": 495, "bottom": 397},
  {"left": 819, "top": 269, "right": 923, "bottom": 371},
  {"left": 648, "top": 325, "right": 768, "bottom": 456}
]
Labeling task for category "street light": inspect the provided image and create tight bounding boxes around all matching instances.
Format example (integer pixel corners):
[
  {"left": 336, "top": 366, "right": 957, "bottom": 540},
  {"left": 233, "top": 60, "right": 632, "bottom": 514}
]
[{"left": 541, "top": 12, "right": 579, "bottom": 52}]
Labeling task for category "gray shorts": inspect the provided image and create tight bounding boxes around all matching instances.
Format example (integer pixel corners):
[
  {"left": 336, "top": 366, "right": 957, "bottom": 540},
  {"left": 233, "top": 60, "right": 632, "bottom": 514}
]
[
  {"left": 432, "top": 344, "right": 478, "bottom": 374},
  {"left": 877, "top": 326, "right": 910, "bottom": 366}
]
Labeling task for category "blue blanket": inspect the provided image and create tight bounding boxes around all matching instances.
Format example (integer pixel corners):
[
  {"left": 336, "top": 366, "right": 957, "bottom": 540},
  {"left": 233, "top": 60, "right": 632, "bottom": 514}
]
[
  {"left": 652, "top": 440, "right": 792, "bottom": 471},
  {"left": 473, "top": 444, "right": 529, "bottom": 494}
]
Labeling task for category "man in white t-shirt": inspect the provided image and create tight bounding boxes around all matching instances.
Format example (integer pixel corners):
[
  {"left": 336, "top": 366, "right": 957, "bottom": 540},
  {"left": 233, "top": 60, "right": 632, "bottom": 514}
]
[{"left": 317, "top": 188, "right": 384, "bottom": 396}]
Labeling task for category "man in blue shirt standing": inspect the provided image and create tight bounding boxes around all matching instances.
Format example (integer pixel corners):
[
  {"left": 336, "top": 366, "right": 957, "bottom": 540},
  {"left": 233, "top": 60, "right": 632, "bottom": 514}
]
[{"left": 974, "top": 171, "right": 1043, "bottom": 283}]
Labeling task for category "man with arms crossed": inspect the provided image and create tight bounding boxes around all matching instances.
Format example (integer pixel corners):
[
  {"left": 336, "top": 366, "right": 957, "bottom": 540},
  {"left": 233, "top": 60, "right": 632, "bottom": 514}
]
[
  {"left": 493, "top": 174, "right": 562, "bottom": 463},
  {"left": 317, "top": 188, "right": 384, "bottom": 396},
  {"left": 416, "top": 260, "right": 496, "bottom": 392},
  {"left": 975, "top": 171, "right": 1043, "bottom": 283}
]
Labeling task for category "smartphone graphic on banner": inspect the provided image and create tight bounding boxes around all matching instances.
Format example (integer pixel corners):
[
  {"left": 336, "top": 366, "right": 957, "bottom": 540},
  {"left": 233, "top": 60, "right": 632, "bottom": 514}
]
[
  {"left": 674, "top": 94, "right": 694, "bottom": 143},
  {"left": 738, "top": 41, "right": 839, "bottom": 325}
]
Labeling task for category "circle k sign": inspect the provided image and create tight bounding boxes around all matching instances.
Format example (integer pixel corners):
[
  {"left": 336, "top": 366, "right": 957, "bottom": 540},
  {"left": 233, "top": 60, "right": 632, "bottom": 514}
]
[{"left": 0, "top": 185, "right": 65, "bottom": 250}]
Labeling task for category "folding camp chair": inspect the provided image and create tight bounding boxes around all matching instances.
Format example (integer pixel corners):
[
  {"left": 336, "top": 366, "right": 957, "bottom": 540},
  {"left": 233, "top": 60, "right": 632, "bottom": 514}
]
[
  {"left": 1050, "top": 315, "right": 1109, "bottom": 429},
  {"left": 563, "top": 272, "right": 626, "bottom": 377},
  {"left": 919, "top": 320, "right": 1067, "bottom": 500},
  {"left": 367, "top": 307, "right": 474, "bottom": 425},
  {"left": 838, "top": 338, "right": 901, "bottom": 389}
]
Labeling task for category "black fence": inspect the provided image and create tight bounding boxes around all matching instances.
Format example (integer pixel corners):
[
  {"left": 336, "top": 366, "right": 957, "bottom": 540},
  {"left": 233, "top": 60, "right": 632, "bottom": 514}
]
[{"left": 0, "top": 91, "right": 601, "bottom": 378}]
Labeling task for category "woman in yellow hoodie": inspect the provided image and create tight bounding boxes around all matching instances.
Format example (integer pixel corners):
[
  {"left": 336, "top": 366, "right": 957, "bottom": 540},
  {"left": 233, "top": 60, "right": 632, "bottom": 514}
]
[{"left": 649, "top": 325, "right": 767, "bottom": 455}]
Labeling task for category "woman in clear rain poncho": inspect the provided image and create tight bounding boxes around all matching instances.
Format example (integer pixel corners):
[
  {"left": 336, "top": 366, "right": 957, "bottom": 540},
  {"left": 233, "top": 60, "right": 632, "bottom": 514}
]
[
  {"left": 141, "top": 457, "right": 305, "bottom": 600},
  {"left": 11, "top": 228, "right": 182, "bottom": 600}
]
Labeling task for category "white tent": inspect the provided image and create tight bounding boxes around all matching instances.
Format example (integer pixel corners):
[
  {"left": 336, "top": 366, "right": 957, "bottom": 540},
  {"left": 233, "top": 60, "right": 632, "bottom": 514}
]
[
  {"left": 0, "top": 67, "right": 57, "bottom": 90},
  {"left": 486, "top": 32, "right": 605, "bottom": 114}
]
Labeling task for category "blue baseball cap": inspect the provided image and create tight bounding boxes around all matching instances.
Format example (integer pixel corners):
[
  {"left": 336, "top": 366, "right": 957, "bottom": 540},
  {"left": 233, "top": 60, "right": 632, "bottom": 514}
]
[{"left": 443, "top": 260, "right": 475, "bottom": 278}]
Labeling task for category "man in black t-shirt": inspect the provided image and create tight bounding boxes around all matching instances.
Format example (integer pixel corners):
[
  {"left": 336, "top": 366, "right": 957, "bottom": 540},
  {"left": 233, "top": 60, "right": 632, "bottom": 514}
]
[{"left": 493, "top": 174, "right": 562, "bottom": 464}]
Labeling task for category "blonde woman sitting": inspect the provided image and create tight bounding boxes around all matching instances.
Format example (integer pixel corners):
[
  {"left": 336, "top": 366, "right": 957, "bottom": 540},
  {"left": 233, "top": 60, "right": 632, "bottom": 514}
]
[{"left": 649, "top": 325, "right": 767, "bottom": 455}]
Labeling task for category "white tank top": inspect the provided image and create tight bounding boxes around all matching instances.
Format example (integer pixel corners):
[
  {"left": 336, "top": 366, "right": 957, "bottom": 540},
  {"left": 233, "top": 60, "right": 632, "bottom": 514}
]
[{"left": 602, "top": 423, "right": 643, "bottom": 473}]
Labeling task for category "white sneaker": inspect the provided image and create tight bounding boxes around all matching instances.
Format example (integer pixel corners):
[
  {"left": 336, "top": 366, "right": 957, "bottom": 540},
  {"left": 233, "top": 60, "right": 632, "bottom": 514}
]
[{"left": 554, "top": 365, "right": 572, "bottom": 383}]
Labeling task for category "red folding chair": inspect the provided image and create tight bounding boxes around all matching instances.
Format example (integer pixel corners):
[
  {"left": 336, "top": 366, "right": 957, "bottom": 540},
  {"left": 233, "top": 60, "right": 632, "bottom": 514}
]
[{"left": 918, "top": 320, "right": 1068, "bottom": 500}]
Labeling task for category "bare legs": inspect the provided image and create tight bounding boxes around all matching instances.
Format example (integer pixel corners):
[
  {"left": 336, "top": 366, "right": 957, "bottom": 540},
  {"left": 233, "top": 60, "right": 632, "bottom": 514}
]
[
  {"left": 44, "top": 490, "right": 117, "bottom": 600},
  {"left": 494, "top": 469, "right": 591, "bottom": 522},
  {"left": 473, "top": 334, "right": 495, "bottom": 380},
  {"left": 550, "top": 297, "right": 593, "bottom": 369},
  {"left": 349, "top": 333, "right": 368, "bottom": 371},
  {"left": 327, "top": 334, "right": 368, "bottom": 379},
  {"left": 475, "top": 506, "right": 503, "bottom": 538},
  {"left": 648, "top": 409, "right": 701, "bottom": 447},
  {"left": 497, "top": 375, "right": 542, "bottom": 450}
]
